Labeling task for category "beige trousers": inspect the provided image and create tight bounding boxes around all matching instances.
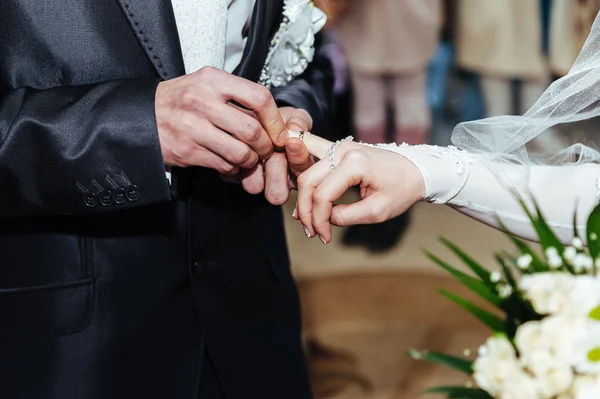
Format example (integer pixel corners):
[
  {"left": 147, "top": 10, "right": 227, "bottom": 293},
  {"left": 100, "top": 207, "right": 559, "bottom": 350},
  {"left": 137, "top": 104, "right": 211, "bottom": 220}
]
[{"left": 351, "top": 72, "right": 431, "bottom": 145}]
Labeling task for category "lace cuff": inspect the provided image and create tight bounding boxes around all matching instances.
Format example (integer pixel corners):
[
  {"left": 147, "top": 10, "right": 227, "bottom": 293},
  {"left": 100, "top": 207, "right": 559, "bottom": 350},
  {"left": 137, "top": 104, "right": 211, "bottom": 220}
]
[{"left": 360, "top": 143, "right": 475, "bottom": 204}]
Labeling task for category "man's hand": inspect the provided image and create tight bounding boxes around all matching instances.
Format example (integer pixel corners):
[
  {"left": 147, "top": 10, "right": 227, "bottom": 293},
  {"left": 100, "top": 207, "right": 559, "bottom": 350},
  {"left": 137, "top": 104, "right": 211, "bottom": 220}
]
[
  {"left": 263, "top": 107, "right": 314, "bottom": 205},
  {"left": 155, "top": 66, "right": 288, "bottom": 175},
  {"left": 219, "top": 106, "right": 315, "bottom": 205}
]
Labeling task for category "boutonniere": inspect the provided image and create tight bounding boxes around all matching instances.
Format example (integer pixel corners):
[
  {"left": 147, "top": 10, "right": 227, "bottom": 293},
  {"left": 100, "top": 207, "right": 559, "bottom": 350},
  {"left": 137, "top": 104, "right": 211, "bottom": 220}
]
[{"left": 260, "top": 0, "right": 327, "bottom": 89}]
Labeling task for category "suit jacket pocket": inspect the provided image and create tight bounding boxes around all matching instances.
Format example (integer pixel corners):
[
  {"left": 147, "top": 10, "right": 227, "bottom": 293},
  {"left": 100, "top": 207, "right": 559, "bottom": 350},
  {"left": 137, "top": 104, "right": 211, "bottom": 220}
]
[{"left": 0, "top": 277, "right": 95, "bottom": 340}]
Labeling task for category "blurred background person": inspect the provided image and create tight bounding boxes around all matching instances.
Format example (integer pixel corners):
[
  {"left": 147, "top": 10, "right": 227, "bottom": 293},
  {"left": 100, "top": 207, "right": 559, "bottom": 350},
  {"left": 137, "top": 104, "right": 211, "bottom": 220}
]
[
  {"left": 337, "top": 0, "right": 443, "bottom": 146},
  {"left": 455, "top": 0, "right": 600, "bottom": 151},
  {"left": 455, "top": 0, "right": 599, "bottom": 112}
]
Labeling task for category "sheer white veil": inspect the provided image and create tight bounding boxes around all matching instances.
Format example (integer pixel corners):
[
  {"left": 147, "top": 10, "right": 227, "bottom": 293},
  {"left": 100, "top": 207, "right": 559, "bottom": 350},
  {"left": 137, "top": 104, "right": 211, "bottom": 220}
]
[{"left": 452, "top": 11, "right": 600, "bottom": 168}]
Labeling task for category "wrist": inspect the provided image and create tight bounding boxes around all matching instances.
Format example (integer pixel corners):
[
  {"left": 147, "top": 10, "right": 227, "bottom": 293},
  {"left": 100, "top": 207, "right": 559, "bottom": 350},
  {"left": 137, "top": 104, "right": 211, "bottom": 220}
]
[{"left": 373, "top": 144, "right": 473, "bottom": 205}]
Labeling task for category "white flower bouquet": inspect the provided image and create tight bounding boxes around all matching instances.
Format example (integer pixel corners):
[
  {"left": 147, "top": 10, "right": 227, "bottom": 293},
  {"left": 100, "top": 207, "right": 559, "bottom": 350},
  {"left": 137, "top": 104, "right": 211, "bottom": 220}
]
[{"left": 410, "top": 200, "right": 600, "bottom": 399}]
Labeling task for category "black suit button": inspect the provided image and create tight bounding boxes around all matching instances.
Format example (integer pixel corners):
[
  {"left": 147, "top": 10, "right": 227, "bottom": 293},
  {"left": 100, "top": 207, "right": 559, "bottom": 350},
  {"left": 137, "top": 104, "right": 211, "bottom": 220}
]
[
  {"left": 126, "top": 185, "right": 140, "bottom": 202},
  {"left": 99, "top": 190, "right": 114, "bottom": 206},
  {"left": 113, "top": 187, "right": 127, "bottom": 204},
  {"left": 83, "top": 193, "right": 97, "bottom": 208}
]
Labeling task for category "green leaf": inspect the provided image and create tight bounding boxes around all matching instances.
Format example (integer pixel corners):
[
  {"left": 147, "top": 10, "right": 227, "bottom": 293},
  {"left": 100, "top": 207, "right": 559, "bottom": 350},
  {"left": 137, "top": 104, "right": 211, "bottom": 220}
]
[
  {"left": 587, "top": 203, "right": 600, "bottom": 260},
  {"left": 426, "top": 252, "right": 501, "bottom": 307},
  {"left": 516, "top": 196, "right": 564, "bottom": 252},
  {"left": 407, "top": 350, "right": 473, "bottom": 375},
  {"left": 440, "top": 238, "right": 493, "bottom": 287},
  {"left": 422, "top": 386, "right": 493, "bottom": 399},
  {"left": 495, "top": 254, "right": 517, "bottom": 289},
  {"left": 439, "top": 289, "right": 506, "bottom": 332},
  {"left": 496, "top": 217, "right": 548, "bottom": 272},
  {"left": 574, "top": 202, "right": 581, "bottom": 240}
]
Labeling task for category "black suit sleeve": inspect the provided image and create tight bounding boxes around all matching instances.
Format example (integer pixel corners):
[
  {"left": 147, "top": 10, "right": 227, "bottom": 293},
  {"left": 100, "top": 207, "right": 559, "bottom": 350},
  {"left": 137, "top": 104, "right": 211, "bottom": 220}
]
[
  {"left": 0, "top": 77, "right": 172, "bottom": 219},
  {"left": 271, "top": 34, "right": 334, "bottom": 135}
]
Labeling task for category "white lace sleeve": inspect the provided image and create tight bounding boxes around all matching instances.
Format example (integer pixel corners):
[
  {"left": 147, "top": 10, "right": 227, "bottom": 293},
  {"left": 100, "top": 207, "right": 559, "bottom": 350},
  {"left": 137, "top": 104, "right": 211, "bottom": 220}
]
[{"left": 369, "top": 143, "right": 600, "bottom": 244}]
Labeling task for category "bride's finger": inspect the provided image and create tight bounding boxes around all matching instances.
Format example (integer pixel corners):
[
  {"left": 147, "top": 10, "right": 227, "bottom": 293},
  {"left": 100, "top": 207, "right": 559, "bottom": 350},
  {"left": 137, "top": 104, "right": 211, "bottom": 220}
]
[
  {"left": 329, "top": 194, "right": 388, "bottom": 226},
  {"left": 296, "top": 158, "right": 331, "bottom": 239},
  {"left": 287, "top": 130, "right": 332, "bottom": 159},
  {"left": 312, "top": 156, "right": 363, "bottom": 243}
]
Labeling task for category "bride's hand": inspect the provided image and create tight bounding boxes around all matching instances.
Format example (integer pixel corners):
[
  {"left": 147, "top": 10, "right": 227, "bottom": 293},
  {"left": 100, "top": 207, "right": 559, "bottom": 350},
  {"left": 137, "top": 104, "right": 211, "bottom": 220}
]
[{"left": 290, "top": 131, "right": 426, "bottom": 244}]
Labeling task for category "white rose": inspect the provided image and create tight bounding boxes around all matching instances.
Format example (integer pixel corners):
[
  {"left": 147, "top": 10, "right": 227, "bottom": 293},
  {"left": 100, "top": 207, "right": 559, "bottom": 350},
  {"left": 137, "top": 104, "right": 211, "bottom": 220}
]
[
  {"left": 567, "top": 275, "right": 600, "bottom": 317},
  {"left": 499, "top": 367, "right": 541, "bottom": 399},
  {"left": 576, "top": 377, "right": 600, "bottom": 399},
  {"left": 572, "top": 375, "right": 599, "bottom": 397},
  {"left": 540, "top": 316, "right": 584, "bottom": 363},
  {"left": 523, "top": 351, "right": 573, "bottom": 398},
  {"left": 570, "top": 321, "right": 600, "bottom": 374},
  {"left": 473, "top": 336, "right": 520, "bottom": 396},
  {"left": 520, "top": 273, "right": 573, "bottom": 315},
  {"left": 515, "top": 321, "right": 546, "bottom": 360}
]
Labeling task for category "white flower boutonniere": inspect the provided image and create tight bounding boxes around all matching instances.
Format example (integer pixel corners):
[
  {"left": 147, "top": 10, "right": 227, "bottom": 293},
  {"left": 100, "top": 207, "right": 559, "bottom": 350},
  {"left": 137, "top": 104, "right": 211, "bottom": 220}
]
[{"left": 260, "top": 0, "right": 327, "bottom": 88}]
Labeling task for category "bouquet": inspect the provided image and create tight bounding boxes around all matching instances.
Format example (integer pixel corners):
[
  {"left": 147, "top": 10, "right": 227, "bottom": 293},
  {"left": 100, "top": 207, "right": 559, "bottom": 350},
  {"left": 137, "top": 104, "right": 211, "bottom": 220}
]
[{"left": 411, "top": 200, "right": 600, "bottom": 399}]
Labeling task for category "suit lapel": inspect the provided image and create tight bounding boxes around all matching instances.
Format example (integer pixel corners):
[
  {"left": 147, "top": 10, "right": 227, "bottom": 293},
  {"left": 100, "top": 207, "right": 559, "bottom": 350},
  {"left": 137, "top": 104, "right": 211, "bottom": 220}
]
[
  {"left": 233, "top": 0, "right": 284, "bottom": 81},
  {"left": 117, "top": 0, "right": 186, "bottom": 80}
]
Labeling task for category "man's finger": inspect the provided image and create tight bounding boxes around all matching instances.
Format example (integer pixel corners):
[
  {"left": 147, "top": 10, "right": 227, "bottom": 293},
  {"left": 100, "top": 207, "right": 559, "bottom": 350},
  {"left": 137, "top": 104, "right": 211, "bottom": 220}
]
[
  {"left": 242, "top": 163, "right": 265, "bottom": 195},
  {"left": 190, "top": 122, "right": 259, "bottom": 169},
  {"left": 210, "top": 102, "right": 273, "bottom": 158},
  {"left": 286, "top": 138, "right": 313, "bottom": 176},
  {"left": 264, "top": 152, "right": 290, "bottom": 205},
  {"left": 281, "top": 107, "right": 313, "bottom": 132},
  {"left": 288, "top": 130, "right": 332, "bottom": 159},
  {"left": 214, "top": 72, "right": 288, "bottom": 147}
]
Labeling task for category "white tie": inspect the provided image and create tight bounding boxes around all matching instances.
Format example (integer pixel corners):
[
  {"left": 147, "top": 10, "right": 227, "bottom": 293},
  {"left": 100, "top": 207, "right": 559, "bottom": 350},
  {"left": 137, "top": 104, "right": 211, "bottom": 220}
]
[{"left": 171, "top": 0, "right": 228, "bottom": 74}]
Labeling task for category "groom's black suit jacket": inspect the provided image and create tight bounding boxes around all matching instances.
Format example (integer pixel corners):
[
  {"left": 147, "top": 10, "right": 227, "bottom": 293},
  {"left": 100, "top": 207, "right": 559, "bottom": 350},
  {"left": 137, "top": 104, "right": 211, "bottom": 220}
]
[{"left": 0, "top": 0, "right": 333, "bottom": 398}]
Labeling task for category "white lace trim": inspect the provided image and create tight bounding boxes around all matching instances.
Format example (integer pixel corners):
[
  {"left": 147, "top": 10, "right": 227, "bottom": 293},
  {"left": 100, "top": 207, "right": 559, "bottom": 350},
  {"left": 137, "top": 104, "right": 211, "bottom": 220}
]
[{"left": 359, "top": 142, "right": 475, "bottom": 204}]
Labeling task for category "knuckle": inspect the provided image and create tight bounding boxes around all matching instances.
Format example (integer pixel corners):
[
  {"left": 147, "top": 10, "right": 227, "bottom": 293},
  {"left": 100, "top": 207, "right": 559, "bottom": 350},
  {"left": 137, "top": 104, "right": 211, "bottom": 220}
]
[
  {"left": 231, "top": 147, "right": 253, "bottom": 165},
  {"left": 197, "top": 66, "right": 216, "bottom": 79},
  {"left": 220, "top": 162, "right": 237, "bottom": 174},
  {"left": 344, "top": 148, "right": 366, "bottom": 163},
  {"left": 241, "top": 120, "right": 262, "bottom": 141},
  {"left": 296, "top": 173, "right": 308, "bottom": 189},
  {"left": 172, "top": 143, "right": 193, "bottom": 162},
  {"left": 180, "top": 86, "right": 199, "bottom": 108},
  {"left": 253, "top": 86, "right": 274, "bottom": 109},
  {"left": 368, "top": 202, "right": 390, "bottom": 223},
  {"left": 312, "top": 188, "right": 325, "bottom": 204}
]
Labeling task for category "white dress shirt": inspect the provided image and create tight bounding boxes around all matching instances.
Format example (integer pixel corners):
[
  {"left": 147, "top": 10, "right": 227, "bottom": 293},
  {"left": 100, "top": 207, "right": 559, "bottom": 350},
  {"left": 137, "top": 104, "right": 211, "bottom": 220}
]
[{"left": 171, "top": 0, "right": 257, "bottom": 74}]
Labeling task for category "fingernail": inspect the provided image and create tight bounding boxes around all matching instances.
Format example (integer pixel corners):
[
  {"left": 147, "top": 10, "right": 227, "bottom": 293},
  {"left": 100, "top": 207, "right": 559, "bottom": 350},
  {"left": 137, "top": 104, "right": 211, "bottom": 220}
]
[
  {"left": 278, "top": 130, "right": 289, "bottom": 146},
  {"left": 304, "top": 226, "right": 311, "bottom": 238},
  {"left": 292, "top": 208, "right": 297, "bottom": 219},
  {"left": 319, "top": 235, "right": 327, "bottom": 245}
]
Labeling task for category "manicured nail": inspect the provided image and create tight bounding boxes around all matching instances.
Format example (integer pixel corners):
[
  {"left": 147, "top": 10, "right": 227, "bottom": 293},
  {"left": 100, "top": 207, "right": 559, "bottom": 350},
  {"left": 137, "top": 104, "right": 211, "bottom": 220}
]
[
  {"left": 304, "top": 226, "right": 311, "bottom": 238},
  {"left": 292, "top": 208, "right": 297, "bottom": 219},
  {"left": 319, "top": 235, "right": 327, "bottom": 245}
]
